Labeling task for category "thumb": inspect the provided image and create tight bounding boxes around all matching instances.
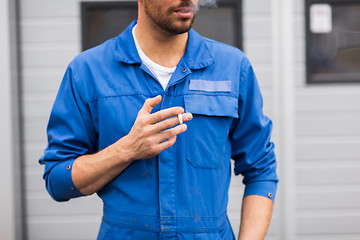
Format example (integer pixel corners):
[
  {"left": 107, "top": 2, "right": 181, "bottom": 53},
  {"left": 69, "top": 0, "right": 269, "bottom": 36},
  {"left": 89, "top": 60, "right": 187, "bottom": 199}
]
[{"left": 141, "top": 95, "right": 162, "bottom": 113}]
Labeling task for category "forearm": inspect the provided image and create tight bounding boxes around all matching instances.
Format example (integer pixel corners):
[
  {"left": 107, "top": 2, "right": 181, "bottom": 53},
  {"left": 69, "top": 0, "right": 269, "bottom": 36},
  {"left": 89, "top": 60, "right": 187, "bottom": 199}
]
[
  {"left": 238, "top": 195, "right": 273, "bottom": 240},
  {"left": 72, "top": 136, "right": 134, "bottom": 195}
]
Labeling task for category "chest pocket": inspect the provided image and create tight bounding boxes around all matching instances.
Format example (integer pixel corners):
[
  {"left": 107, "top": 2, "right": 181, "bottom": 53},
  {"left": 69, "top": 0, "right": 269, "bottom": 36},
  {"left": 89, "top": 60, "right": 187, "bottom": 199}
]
[{"left": 184, "top": 94, "right": 239, "bottom": 169}]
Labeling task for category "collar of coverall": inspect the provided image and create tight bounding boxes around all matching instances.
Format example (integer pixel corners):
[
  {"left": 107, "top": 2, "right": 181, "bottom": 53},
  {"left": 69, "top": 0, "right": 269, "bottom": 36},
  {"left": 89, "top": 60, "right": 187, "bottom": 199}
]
[{"left": 113, "top": 21, "right": 215, "bottom": 70}]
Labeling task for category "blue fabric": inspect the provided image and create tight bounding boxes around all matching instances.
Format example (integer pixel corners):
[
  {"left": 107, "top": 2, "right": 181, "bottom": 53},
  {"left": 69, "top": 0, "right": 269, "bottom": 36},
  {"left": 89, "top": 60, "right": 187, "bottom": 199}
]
[{"left": 39, "top": 21, "right": 278, "bottom": 239}]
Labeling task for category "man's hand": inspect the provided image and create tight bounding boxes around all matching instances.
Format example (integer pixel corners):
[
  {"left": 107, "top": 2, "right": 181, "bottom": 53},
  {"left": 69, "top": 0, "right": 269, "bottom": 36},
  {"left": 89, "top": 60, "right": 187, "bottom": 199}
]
[
  {"left": 122, "top": 95, "right": 193, "bottom": 161},
  {"left": 72, "top": 95, "right": 192, "bottom": 195}
]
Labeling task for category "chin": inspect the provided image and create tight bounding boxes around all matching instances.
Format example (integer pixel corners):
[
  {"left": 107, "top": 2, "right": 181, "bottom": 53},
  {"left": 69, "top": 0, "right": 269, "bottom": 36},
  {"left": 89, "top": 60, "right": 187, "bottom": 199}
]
[{"left": 169, "top": 19, "right": 194, "bottom": 34}]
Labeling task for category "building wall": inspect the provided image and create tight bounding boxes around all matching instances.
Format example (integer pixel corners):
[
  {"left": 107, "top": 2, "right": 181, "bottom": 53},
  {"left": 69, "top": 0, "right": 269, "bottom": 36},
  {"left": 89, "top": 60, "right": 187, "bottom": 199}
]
[
  {"left": 20, "top": 0, "right": 102, "bottom": 239},
  {"left": 1, "top": 0, "right": 18, "bottom": 239},
  {"left": 18, "top": 0, "right": 360, "bottom": 239},
  {"left": 293, "top": 1, "right": 360, "bottom": 239}
]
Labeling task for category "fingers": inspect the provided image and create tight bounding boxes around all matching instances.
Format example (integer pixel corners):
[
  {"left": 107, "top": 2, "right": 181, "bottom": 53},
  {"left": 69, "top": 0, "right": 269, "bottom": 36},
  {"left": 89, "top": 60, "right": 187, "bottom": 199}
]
[
  {"left": 149, "top": 106, "right": 184, "bottom": 124},
  {"left": 127, "top": 98, "right": 193, "bottom": 160},
  {"left": 158, "top": 136, "right": 177, "bottom": 151},
  {"left": 141, "top": 95, "right": 162, "bottom": 114},
  {"left": 136, "top": 95, "right": 192, "bottom": 143},
  {"left": 153, "top": 112, "right": 193, "bottom": 133},
  {"left": 156, "top": 124, "right": 187, "bottom": 145}
]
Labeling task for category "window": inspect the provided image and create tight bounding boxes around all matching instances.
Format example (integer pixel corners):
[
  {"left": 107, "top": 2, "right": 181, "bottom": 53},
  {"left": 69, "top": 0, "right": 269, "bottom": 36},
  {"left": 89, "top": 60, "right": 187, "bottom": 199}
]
[
  {"left": 306, "top": 0, "right": 360, "bottom": 83},
  {"left": 81, "top": 1, "right": 138, "bottom": 51},
  {"left": 81, "top": 0, "right": 242, "bottom": 51}
]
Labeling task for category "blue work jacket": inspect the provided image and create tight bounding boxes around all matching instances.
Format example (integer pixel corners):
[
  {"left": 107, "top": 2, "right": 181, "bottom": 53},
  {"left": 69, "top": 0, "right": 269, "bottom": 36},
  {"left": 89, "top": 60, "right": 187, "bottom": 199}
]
[{"left": 40, "top": 21, "right": 278, "bottom": 239}]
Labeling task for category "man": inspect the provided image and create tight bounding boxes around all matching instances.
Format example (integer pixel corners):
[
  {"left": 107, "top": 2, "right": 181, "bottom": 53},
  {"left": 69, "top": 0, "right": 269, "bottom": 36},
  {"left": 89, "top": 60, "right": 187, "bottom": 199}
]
[{"left": 40, "top": 0, "right": 278, "bottom": 239}]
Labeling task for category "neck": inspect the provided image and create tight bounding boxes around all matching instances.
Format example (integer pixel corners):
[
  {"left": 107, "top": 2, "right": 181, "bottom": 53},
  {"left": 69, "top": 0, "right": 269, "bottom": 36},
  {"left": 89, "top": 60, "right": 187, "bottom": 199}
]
[{"left": 134, "top": 20, "right": 188, "bottom": 68}]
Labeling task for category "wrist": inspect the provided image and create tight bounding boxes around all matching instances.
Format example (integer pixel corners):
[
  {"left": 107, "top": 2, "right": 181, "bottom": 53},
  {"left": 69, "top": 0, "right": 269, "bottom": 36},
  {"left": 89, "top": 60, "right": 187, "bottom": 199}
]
[{"left": 112, "top": 135, "right": 137, "bottom": 164}]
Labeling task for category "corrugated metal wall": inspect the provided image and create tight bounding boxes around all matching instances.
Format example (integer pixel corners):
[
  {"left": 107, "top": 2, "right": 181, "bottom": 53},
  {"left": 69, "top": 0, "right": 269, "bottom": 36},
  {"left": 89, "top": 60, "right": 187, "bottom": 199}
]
[{"left": 19, "top": 0, "right": 360, "bottom": 239}]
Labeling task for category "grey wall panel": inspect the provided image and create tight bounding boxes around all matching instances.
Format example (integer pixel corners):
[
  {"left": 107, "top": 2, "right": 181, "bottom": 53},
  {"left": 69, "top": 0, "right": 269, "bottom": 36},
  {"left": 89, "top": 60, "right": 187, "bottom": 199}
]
[
  {"left": 243, "top": 42, "right": 272, "bottom": 63},
  {"left": 254, "top": 66, "right": 273, "bottom": 88},
  {"left": 20, "top": 0, "right": 79, "bottom": 18},
  {"left": 27, "top": 216, "right": 101, "bottom": 240},
  {"left": 297, "top": 164, "right": 360, "bottom": 185},
  {"left": 297, "top": 117, "right": 360, "bottom": 136},
  {"left": 26, "top": 194, "right": 102, "bottom": 216},
  {"left": 294, "top": 0, "right": 305, "bottom": 14},
  {"left": 243, "top": 17, "right": 272, "bottom": 39},
  {"left": 294, "top": 16, "right": 305, "bottom": 39},
  {"left": 22, "top": 68, "right": 64, "bottom": 92},
  {"left": 296, "top": 234, "right": 360, "bottom": 240},
  {"left": 296, "top": 92, "right": 360, "bottom": 111},
  {"left": 243, "top": 0, "right": 271, "bottom": 14},
  {"left": 297, "top": 212, "right": 360, "bottom": 234},
  {"left": 24, "top": 120, "right": 48, "bottom": 142},
  {"left": 294, "top": 41, "right": 306, "bottom": 63},
  {"left": 297, "top": 109, "right": 360, "bottom": 119},
  {"left": 295, "top": 66, "right": 306, "bottom": 87},
  {"left": 297, "top": 142, "right": 360, "bottom": 160},
  {"left": 21, "top": 18, "right": 80, "bottom": 43},
  {"left": 22, "top": 94, "right": 55, "bottom": 119},
  {"left": 22, "top": 43, "right": 79, "bottom": 68},
  {"left": 297, "top": 187, "right": 360, "bottom": 210},
  {"left": 294, "top": 1, "right": 360, "bottom": 238},
  {"left": 25, "top": 170, "right": 46, "bottom": 192},
  {"left": 24, "top": 145, "right": 46, "bottom": 168}
]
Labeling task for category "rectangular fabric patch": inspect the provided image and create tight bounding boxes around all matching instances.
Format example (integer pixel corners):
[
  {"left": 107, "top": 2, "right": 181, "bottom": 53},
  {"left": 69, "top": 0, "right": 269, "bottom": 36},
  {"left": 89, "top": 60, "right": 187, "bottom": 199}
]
[{"left": 189, "top": 80, "right": 231, "bottom": 92}]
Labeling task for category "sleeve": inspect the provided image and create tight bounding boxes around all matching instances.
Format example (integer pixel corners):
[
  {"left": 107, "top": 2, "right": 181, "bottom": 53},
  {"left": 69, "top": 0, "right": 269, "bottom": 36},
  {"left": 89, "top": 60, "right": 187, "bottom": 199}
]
[
  {"left": 39, "top": 65, "right": 97, "bottom": 202},
  {"left": 230, "top": 59, "right": 278, "bottom": 202}
]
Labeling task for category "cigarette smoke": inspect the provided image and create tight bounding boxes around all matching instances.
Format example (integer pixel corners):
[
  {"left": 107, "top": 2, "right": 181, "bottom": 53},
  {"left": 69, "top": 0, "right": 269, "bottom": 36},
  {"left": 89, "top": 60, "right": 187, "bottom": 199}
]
[{"left": 198, "top": 0, "right": 217, "bottom": 8}]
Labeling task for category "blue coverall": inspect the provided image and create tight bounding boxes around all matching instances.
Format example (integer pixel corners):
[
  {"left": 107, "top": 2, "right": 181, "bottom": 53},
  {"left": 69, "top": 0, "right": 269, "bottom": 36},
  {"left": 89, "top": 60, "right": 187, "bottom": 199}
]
[{"left": 40, "top": 21, "right": 278, "bottom": 239}]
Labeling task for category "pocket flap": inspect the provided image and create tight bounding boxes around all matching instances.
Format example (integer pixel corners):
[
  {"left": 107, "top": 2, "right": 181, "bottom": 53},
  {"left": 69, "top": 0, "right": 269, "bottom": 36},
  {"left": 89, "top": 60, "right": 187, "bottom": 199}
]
[{"left": 184, "top": 94, "right": 239, "bottom": 118}]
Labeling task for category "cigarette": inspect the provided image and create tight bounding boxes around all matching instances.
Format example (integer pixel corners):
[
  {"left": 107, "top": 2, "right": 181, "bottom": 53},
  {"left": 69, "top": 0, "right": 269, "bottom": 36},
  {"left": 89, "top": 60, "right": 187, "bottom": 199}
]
[{"left": 178, "top": 114, "right": 183, "bottom": 125}]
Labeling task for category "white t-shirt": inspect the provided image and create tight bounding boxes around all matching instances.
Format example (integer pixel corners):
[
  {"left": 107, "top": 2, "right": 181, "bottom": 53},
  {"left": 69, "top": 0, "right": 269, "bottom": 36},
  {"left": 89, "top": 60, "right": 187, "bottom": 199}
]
[{"left": 132, "top": 26, "right": 176, "bottom": 90}]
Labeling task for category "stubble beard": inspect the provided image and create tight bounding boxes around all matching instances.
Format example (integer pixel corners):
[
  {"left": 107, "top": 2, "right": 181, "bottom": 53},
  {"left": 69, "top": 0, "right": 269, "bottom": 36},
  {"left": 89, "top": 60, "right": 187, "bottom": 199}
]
[{"left": 144, "top": 1, "right": 196, "bottom": 35}]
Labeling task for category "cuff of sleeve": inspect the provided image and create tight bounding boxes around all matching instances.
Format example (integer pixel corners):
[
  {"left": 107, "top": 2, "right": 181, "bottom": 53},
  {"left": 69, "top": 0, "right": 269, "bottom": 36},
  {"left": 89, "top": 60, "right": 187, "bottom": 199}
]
[
  {"left": 243, "top": 181, "right": 278, "bottom": 203},
  {"left": 47, "top": 159, "right": 84, "bottom": 201}
]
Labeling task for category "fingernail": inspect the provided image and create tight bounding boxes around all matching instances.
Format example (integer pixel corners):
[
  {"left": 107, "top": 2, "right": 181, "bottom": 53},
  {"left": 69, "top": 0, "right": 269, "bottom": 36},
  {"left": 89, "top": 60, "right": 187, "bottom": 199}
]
[
  {"left": 177, "top": 107, "right": 184, "bottom": 114},
  {"left": 182, "top": 124, "right": 187, "bottom": 131},
  {"left": 187, "top": 113, "right": 193, "bottom": 120}
]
